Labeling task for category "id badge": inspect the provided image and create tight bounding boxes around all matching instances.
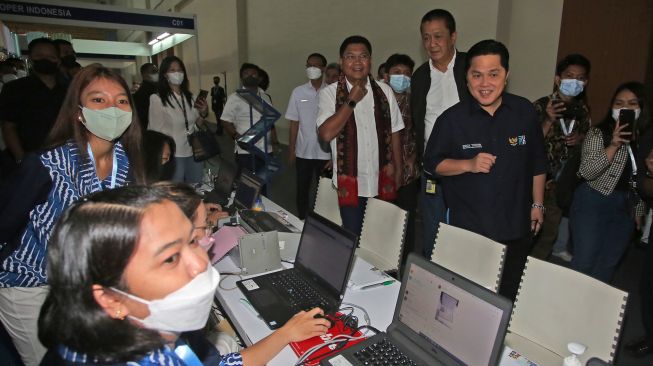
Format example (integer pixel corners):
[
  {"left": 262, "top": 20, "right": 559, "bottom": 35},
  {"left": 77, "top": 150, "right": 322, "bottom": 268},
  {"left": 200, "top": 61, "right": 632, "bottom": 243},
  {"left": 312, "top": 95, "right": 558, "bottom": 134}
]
[{"left": 425, "top": 179, "right": 437, "bottom": 195}]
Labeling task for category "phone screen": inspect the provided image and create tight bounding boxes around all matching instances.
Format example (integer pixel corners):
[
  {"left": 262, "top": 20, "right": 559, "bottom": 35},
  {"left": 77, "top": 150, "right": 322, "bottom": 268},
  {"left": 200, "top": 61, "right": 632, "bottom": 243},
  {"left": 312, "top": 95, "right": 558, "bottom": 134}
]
[{"left": 620, "top": 109, "right": 635, "bottom": 133}]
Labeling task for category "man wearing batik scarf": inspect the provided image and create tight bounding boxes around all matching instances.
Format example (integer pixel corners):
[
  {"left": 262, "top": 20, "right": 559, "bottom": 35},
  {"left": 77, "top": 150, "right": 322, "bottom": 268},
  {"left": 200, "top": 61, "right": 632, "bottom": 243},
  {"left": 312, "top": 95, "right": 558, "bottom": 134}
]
[{"left": 317, "top": 35, "right": 405, "bottom": 236}]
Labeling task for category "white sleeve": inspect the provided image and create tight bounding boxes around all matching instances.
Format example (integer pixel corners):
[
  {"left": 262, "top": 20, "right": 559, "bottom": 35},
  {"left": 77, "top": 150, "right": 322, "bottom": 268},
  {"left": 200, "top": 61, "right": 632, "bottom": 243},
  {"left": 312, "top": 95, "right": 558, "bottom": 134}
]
[
  {"left": 220, "top": 94, "right": 238, "bottom": 123},
  {"left": 148, "top": 94, "right": 166, "bottom": 133},
  {"left": 316, "top": 85, "right": 336, "bottom": 128},
  {"left": 285, "top": 88, "right": 300, "bottom": 121},
  {"left": 385, "top": 86, "right": 405, "bottom": 133}
]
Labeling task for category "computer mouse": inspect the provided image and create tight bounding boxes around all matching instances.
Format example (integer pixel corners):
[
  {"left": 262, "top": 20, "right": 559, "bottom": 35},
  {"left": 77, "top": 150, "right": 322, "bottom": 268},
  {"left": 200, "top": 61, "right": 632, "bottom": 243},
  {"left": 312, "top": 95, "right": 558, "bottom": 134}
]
[{"left": 313, "top": 313, "right": 333, "bottom": 329}]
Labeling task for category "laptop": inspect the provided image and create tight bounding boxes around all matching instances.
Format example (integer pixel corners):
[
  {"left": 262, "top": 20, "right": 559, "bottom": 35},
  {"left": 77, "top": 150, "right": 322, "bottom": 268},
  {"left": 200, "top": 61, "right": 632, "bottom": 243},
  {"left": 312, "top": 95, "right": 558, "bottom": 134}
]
[
  {"left": 211, "top": 158, "right": 238, "bottom": 206},
  {"left": 223, "top": 169, "right": 264, "bottom": 216},
  {"left": 236, "top": 212, "right": 358, "bottom": 330},
  {"left": 321, "top": 253, "right": 513, "bottom": 366},
  {"left": 238, "top": 209, "right": 301, "bottom": 234}
]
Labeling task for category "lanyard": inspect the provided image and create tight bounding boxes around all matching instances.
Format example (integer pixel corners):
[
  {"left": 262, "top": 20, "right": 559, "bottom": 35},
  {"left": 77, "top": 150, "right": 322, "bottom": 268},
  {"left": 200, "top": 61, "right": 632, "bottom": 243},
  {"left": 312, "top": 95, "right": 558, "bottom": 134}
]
[
  {"left": 87, "top": 143, "right": 117, "bottom": 190},
  {"left": 171, "top": 93, "right": 191, "bottom": 134},
  {"left": 174, "top": 344, "right": 203, "bottom": 366},
  {"left": 627, "top": 144, "right": 638, "bottom": 177},
  {"left": 559, "top": 118, "right": 575, "bottom": 136}
]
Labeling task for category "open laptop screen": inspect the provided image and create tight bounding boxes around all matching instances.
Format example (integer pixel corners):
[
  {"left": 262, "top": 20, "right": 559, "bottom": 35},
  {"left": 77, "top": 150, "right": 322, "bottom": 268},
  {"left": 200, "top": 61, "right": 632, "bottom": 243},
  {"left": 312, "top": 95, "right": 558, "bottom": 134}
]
[
  {"left": 294, "top": 213, "right": 357, "bottom": 294},
  {"left": 234, "top": 171, "right": 262, "bottom": 209},
  {"left": 398, "top": 262, "right": 507, "bottom": 366}
]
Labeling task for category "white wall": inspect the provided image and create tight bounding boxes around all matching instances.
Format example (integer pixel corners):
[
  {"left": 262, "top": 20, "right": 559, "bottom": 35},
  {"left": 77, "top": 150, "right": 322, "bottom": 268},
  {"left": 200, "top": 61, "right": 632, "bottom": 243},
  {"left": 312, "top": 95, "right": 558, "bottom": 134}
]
[{"left": 173, "top": 0, "right": 563, "bottom": 139}]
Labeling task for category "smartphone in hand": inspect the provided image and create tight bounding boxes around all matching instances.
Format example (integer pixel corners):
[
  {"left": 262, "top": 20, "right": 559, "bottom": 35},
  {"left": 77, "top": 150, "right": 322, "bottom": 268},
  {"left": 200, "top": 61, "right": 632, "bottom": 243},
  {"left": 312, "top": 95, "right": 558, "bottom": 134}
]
[
  {"left": 619, "top": 109, "right": 636, "bottom": 134},
  {"left": 197, "top": 89, "right": 209, "bottom": 101}
]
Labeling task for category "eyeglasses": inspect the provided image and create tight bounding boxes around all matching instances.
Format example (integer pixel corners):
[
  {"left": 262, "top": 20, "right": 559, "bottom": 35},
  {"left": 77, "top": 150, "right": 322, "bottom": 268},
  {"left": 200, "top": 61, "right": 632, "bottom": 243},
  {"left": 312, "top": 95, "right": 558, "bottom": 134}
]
[
  {"left": 194, "top": 222, "right": 215, "bottom": 238},
  {"left": 342, "top": 53, "right": 370, "bottom": 62}
]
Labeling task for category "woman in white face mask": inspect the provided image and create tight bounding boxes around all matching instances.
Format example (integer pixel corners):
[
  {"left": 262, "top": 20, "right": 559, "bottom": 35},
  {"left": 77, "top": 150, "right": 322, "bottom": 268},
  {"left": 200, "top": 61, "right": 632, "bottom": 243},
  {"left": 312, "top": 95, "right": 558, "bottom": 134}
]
[
  {"left": 569, "top": 81, "right": 650, "bottom": 283},
  {"left": 148, "top": 56, "right": 209, "bottom": 185},
  {"left": 0, "top": 64, "right": 145, "bottom": 366},
  {"left": 38, "top": 186, "right": 330, "bottom": 366}
]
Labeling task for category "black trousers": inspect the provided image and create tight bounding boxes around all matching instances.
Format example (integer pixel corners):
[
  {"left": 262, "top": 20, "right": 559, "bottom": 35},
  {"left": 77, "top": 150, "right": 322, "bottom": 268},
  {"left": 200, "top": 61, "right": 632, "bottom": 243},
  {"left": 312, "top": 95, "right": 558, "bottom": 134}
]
[
  {"left": 642, "top": 221, "right": 653, "bottom": 346},
  {"left": 395, "top": 179, "right": 420, "bottom": 271},
  {"left": 295, "top": 157, "right": 329, "bottom": 219},
  {"left": 499, "top": 234, "right": 535, "bottom": 302}
]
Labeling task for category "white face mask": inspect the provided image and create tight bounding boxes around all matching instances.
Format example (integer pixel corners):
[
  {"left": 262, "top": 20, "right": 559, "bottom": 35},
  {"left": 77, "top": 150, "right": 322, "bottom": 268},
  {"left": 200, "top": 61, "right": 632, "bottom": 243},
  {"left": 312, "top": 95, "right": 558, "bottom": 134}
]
[
  {"left": 80, "top": 106, "right": 132, "bottom": 142},
  {"left": 306, "top": 66, "right": 322, "bottom": 80},
  {"left": 147, "top": 73, "right": 159, "bottom": 83},
  {"left": 612, "top": 108, "right": 641, "bottom": 122},
  {"left": 166, "top": 72, "right": 184, "bottom": 85},
  {"left": 16, "top": 70, "right": 27, "bottom": 78},
  {"left": 112, "top": 266, "right": 219, "bottom": 332}
]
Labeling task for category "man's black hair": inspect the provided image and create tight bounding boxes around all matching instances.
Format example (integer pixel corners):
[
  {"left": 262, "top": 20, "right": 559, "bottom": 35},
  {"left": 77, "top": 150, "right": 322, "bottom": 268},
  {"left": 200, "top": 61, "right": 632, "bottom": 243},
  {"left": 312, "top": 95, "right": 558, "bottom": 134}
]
[
  {"left": 465, "top": 39, "right": 509, "bottom": 73},
  {"left": 384, "top": 54, "right": 415, "bottom": 73},
  {"left": 378, "top": 62, "right": 386, "bottom": 75},
  {"left": 27, "top": 37, "right": 58, "bottom": 56},
  {"left": 339, "top": 35, "right": 372, "bottom": 57},
  {"left": 307, "top": 53, "right": 327, "bottom": 67},
  {"left": 239, "top": 62, "right": 260, "bottom": 78},
  {"left": 555, "top": 54, "right": 591, "bottom": 76},
  {"left": 139, "top": 63, "right": 156, "bottom": 75},
  {"left": 420, "top": 9, "right": 456, "bottom": 34}
]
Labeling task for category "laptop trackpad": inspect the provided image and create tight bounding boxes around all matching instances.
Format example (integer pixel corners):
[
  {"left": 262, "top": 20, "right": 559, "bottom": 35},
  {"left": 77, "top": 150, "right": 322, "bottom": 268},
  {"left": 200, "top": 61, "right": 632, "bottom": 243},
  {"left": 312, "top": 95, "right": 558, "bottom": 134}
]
[
  {"left": 249, "top": 289, "right": 293, "bottom": 329},
  {"left": 250, "top": 288, "right": 277, "bottom": 307}
]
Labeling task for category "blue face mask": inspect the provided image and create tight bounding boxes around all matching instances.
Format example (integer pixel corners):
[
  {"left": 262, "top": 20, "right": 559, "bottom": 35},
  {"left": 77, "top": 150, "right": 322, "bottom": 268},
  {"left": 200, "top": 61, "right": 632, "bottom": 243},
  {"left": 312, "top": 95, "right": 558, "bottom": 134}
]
[
  {"left": 559, "top": 79, "right": 585, "bottom": 97},
  {"left": 388, "top": 74, "right": 411, "bottom": 93}
]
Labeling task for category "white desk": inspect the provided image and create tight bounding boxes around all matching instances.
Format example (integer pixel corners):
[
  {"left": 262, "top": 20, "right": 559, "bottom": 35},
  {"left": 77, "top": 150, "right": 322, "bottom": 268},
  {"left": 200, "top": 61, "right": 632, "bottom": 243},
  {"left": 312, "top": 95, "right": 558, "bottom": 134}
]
[{"left": 213, "top": 195, "right": 401, "bottom": 365}]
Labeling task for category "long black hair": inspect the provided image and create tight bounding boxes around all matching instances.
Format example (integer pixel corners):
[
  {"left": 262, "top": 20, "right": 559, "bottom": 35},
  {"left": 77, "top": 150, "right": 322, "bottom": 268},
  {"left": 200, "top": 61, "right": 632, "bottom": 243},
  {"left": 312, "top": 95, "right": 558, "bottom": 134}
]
[
  {"left": 143, "top": 130, "right": 176, "bottom": 183},
  {"left": 157, "top": 55, "right": 193, "bottom": 108},
  {"left": 597, "top": 81, "right": 650, "bottom": 146},
  {"left": 38, "top": 186, "right": 173, "bottom": 361}
]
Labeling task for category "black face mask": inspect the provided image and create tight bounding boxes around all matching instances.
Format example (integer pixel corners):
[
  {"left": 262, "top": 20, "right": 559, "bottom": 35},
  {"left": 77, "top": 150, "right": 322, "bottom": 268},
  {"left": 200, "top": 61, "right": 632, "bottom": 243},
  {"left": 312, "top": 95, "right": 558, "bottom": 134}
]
[
  {"left": 242, "top": 75, "right": 260, "bottom": 87},
  {"left": 31, "top": 59, "right": 59, "bottom": 75},
  {"left": 61, "top": 55, "right": 77, "bottom": 67}
]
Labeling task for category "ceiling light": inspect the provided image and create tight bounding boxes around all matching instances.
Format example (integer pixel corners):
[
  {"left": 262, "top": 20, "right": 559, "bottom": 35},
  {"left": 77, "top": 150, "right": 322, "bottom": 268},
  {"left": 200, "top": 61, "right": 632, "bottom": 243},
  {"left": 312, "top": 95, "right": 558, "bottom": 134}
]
[{"left": 156, "top": 32, "right": 171, "bottom": 40}]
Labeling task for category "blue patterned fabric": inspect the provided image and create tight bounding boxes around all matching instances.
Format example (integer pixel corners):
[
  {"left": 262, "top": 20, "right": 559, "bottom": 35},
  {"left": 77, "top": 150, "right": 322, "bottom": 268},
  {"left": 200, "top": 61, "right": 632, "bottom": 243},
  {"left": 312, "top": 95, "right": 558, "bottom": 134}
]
[
  {"left": 55, "top": 344, "right": 243, "bottom": 366},
  {"left": 0, "top": 141, "right": 130, "bottom": 287}
]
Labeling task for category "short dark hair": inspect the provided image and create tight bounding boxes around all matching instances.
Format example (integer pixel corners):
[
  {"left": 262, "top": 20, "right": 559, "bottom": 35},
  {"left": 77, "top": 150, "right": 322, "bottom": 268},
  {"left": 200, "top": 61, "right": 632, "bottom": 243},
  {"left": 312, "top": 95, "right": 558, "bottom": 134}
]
[
  {"left": 555, "top": 54, "right": 591, "bottom": 76},
  {"left": 420, "top": 9, "right": 456, "bottom": 34},
  {"left": 326, "top": 63, "right": 341, "bottom": 72},
  {"left": 307, "top": 53, "right": 327, "bottom": 67},
  {"left": 139, "top": 63, "right": 156, "bottom": 76},
  {"left": 142, "top": 130, "right": 176, "bottom": 183},
  {"left": 384, "top": 54, "right": 415, "bottom": 73},
  {"left": 239, "top": 62, "right": 259, "bottom": 79},
  {"left": 39, "top": 186, "right": 175, "bottom": 361},
  {"left": 52, "top": 39, "right": 72, "bottom": 47},
  {"left": 339, "top": 35, "right": 372, "bottom": 57},
  {"left": 465, "top": 39, "right": 510, "bottom": 73},
  {"left": 152, "top": 181, "right": 203, "bottom": 220},
  {"left": 259, "top": 68, "right": 270, "bottom": 91},
  {"left": 377, "top": 63, "right": 386, "bottom": 75},
  {"left": 27, "top": 37, "right": 58, "bottom": 56}
]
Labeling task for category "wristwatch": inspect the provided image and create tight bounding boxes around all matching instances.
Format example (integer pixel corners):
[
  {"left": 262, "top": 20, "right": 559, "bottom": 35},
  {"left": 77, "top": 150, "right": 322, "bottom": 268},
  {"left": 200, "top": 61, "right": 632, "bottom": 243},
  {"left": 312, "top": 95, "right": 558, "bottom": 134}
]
[{"left": 346, "top": 99, "right": 357, "bottom": 109}]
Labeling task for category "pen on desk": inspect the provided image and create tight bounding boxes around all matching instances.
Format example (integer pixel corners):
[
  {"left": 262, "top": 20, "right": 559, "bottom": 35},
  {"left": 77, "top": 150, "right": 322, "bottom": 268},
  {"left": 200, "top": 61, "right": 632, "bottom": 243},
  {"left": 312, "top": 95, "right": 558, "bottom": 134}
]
[{"left": 360, "top": 280, "right": 395, "bottom": 291}]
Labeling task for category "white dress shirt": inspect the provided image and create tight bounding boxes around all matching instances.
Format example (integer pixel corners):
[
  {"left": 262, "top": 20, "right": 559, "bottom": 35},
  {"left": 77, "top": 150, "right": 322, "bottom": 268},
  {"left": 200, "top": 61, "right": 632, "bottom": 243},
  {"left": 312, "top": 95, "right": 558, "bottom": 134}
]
[
  {"left": 424, "top": 51, "right": 460, "bottom": 150},
  {"left": 316, "top": 79, "right": 404, "bottom": 197},
  {"left": 148, "top": 92, "right": 199, "bottom": 158},
  {"left": 285, "top": 81, "right": 330, "bottom": 160},
  {"left": 221, "top": 88, "right": 273, "bottom": 154}
]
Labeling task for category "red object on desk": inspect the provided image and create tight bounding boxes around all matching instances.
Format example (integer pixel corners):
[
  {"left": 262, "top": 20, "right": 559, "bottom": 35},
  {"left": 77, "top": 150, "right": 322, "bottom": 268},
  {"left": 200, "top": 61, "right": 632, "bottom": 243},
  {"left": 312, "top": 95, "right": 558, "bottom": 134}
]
[{"left": 289, "top": 313, "right": 367, "bottom": 366}]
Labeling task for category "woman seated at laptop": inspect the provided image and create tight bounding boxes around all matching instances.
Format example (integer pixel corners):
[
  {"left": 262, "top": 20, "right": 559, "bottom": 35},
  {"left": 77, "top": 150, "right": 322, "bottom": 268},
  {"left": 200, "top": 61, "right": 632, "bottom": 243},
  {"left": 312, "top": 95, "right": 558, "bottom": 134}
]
[{"left": 38, "top": 185, "right": 330, "bottom": 366}]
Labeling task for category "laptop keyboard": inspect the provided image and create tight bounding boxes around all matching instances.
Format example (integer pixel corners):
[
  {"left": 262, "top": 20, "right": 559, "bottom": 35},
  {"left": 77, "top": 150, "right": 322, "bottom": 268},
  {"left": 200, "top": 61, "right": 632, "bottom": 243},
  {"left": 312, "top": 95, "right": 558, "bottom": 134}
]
[
  {"left": 266, "top": 270, "right": 331, "bottom": 311},
  {"left": 354, "top": 338, "right": 418, "bottom": 366},
  {"left": 239, "top": 210, "right": 293, "bottom": 233}
]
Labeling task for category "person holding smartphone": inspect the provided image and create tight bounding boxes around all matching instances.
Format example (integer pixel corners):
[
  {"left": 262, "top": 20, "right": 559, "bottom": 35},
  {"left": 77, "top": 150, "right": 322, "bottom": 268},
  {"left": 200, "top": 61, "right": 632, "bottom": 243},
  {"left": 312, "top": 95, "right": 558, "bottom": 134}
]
[
  {"left": 148, "top": 56, "right": 209, "bottom": 184},
  {"left": 569, "top": 82, "right": 648, "bottom": 283},
  {"left": 530, "top": 54, "right": 592, "bottom": 262}
]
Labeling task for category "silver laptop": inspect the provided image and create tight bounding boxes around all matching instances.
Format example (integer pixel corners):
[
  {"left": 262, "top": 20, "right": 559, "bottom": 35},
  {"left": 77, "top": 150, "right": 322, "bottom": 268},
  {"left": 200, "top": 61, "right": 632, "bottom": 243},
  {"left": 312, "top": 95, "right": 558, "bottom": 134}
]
[{"left": 321, "top": 253, "right": 512, "bottom": 366}]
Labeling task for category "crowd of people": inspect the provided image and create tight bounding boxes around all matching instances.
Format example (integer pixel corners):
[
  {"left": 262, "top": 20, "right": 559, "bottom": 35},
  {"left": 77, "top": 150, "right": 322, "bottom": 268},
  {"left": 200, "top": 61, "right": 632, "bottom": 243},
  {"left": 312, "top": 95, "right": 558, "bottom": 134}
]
[{"left": 0, "top": 6, "right": 651, "bottom": 366}]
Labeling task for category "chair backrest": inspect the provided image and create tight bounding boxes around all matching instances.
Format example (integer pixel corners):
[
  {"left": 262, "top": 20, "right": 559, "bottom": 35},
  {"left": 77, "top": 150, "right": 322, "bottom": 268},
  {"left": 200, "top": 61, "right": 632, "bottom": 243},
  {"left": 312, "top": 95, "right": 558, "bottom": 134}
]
[
  {"left": 313, "top": 177, "right": 342, "bottom": 226},
  {"left": 508, "top": 257, "right": 628, "bottom": 364},
  {"left": 431, "top": 223, "right": 505, "bottom": 292},
  {"left": 356, "top": 198, "right": 407, "bottom": 272}
]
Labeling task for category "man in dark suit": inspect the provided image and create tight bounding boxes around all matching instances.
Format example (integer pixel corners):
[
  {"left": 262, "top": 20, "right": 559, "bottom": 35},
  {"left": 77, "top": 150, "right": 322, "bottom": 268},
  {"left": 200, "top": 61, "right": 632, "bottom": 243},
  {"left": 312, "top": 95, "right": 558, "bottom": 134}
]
[
  {"left": 411, "top": 9, "right": 469, "bottom": 258},
  {"left": 133, "top": 63, "right": 159, "bottom": 130}
]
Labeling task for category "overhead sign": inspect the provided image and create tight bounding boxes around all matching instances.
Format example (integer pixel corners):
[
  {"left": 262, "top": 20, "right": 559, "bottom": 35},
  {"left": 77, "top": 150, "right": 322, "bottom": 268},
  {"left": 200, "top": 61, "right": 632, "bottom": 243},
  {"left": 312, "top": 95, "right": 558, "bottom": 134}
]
[{"left": 0, "top": 1, "right": 195, "bottom": 33}]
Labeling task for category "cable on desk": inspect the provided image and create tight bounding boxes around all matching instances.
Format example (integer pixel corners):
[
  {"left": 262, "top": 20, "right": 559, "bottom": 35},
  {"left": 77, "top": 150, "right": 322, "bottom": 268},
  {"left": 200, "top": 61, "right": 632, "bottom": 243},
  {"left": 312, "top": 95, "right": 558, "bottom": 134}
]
[
  {"left": 218, "top": 272, "right": 243, "bottom": 291},
  {"left": 341, "top": 302, "right": 371, "bottom": 328},
  {"left": 294, "top": 334, "right": 367, "bottom": 366}
]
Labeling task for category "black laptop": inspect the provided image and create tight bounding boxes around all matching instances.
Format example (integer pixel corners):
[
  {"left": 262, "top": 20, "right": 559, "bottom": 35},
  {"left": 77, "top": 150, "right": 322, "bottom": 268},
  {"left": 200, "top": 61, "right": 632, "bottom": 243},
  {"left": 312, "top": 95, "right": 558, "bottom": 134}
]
[
  {"left": 222, "top": 169, "right": 264, "bottom": 216},
  {"left": 321, "top": 253, "right": 513, "bottom": 366},
  {"left": 236, "top": 212, "right": 358, "bottom": 329}
]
